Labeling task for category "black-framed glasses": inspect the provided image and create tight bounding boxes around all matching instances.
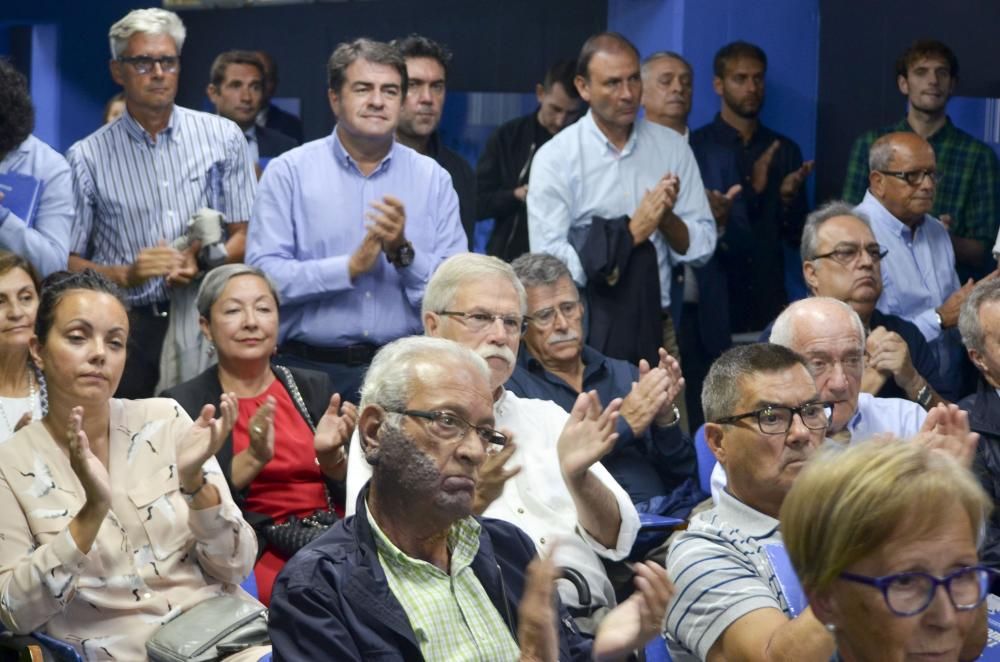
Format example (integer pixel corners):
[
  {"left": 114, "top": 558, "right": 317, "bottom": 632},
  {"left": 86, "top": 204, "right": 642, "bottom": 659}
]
[
  {"left": 811, "top": 244, "right": 889, "bottom": 265},
  {"left": 714, "top": 401, "right": 833, "bottom": 435},
  {"left": 877, "top": 169, "right": 942, "bottom": 186},
  {"left": 438, "top": 310, "right": 527, "bottom": 335},
  {"left": 529, "top": 300, "right": 583, "bottom": 328},
  {"left": 392, "top": 409, "right": 509, "bottom": 449},
  {"left": 118, "top": 55, "right": 180, "bottom": 75},
  {"left": 840, "top": 566, "right": 997, "bottom": 617}
]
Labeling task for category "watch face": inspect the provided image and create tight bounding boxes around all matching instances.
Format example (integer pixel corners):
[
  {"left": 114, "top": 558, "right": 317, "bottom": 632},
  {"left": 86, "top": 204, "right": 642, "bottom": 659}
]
[{"left": 397, "top": 243, "right": 414, "bottom": 267}]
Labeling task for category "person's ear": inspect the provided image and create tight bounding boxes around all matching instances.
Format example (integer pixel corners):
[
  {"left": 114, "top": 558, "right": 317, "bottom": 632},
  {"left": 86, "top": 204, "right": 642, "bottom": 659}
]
[
  {"left": 110, "top": 59, "right": 125, "bottom": 87},
  {"left": 712, "top": 76, "right": 724, "bottom": 97},
  {"left": 803, "top": 260, "right": 820, "bottom": 294},
  {"left": 28, "top": 336, "right": 43, "bottom": 372},
  {"left": 574, "top": 75, "right": 590, "bottom": 103},
  {"left": 535, "top": 83, "right": 545, "bottom": 104},
  {"left": 869, "top": 170, "right": 886, "bottom": 197},
  {"left": 327, "top": 88, "right": 341, "bottom": 119},
  {"left": 206, "top": 84, "right": 220, "bottom": 105},
  {"left": 198, "top": 316, "right": 213, "bottom": 344},
  {"left": 424, "top": 311, "right": 440, "bottom": 337},
  {"left": 704, "top": 422, "right": 727, "bottom": 465},
  {"left": 359, "top": 405, "right": 386, "bottom": 466},
  {"left": 808, "top": 588, "right": 838, "bottom": 631},
  {"left": 969, "top": 348, "right": 990, "bottom": 377},
  {"left": 897, "top": 73, "right": 910, "bottom": 97}
]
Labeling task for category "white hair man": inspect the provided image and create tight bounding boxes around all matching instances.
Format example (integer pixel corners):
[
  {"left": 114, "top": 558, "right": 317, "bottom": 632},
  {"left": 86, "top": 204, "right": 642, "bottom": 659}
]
[
  {"left": 66, "top": 8, "right": 256, "bottom": 397},
  {"left": 346, "top": 254, "right": 641, "bottom": 621},
  {"left": 273, "top": 335, "right": 674, "bottom": 658}
]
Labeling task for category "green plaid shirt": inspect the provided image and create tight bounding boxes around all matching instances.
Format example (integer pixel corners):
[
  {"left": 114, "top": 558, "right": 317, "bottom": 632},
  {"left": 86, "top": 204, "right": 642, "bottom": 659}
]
[
  {"left": 842, "top": 116, "right": 1000, "bottom": 244},
  {"left": 367, "top": 507, "right": 521, "bottom": 662}
]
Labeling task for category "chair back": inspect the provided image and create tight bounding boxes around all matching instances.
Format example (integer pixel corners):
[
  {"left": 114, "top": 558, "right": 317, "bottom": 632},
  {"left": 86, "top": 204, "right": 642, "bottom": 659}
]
[{"left": 694, "top": 425, "right": 715, "bottom": 495}]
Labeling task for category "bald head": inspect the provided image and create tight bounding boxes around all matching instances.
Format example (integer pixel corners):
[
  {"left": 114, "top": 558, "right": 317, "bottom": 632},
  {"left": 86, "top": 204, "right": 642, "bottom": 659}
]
[
  {"left": 576, "top": 32, "right": 640, "bottom": 80},
  {"left": 868, "top": 132, "right": 937, "bottom": 226},
  {"left": 770, "top": 298, "right": 865, "bottom": 433}
]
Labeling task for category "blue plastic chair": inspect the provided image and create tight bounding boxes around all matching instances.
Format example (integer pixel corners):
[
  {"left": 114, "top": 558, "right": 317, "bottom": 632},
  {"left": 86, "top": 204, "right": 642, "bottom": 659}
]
[
  {"left": 694, "top": 424, "right": 715, "bottom": 496},
  {"left": 644, "top": 634, "right": 674, "bottom": 662}
]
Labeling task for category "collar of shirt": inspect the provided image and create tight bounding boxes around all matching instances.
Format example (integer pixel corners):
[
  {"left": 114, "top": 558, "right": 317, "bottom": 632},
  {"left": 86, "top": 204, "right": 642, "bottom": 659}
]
[
  {"left": 120, "top": 104, "right": 178, "bottom": 145},
  {"left": 897, "top": 115, "right": 957, "bottom": 144},
  {"left": 366, "top": 500, "right": 482, "bottom": 575},
  {"left": 860, "top": 189, "right": 928, "bottom": 240},
  {"left": 520, "top": 343, "right": 608, "bottom": 386},
  {"left": 330, "top": 127, "right": 395, "bottom": 177},
  {"left": 716, "top": 483, "right": 780, "bottom": 538},
  {"left": 581, "top": 109, "right": 638, "bottom": 157},
  {"left": 244, "top": 125, "right": 258, "bottom": 143},
  {"left": 0, "top": 137, "right": 31, "bottom": 170}
]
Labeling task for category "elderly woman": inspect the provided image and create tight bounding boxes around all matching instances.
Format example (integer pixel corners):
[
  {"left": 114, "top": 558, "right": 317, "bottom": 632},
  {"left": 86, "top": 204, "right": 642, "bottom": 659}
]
[
  {"left": 0, "top": 251, "right": 44, "bottom": 440},
  {"left": 0, "top": 270, "right": 264, "bottom": 660},
  {"left": 781, "top": 439, "right": 991, "bottom": 661},
  {"left": 163, "top": 264, "right": 355, "bottom": 605}
]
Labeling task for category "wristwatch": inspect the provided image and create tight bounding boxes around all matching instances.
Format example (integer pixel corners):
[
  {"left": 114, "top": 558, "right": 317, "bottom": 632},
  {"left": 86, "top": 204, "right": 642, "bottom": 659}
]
[
  {"left": 934, "top": 310, "right": 943, "bottom": 329},
  {"left": 389, "top": 241, "right": 414, "bottom": 268},
  {"left": 916, "top": 384, "right": 933, "bottom": 409}
]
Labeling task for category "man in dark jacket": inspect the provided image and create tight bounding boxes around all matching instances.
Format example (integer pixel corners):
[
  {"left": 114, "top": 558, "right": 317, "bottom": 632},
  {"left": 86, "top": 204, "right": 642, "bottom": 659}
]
[
  {"left": 958, "top": 277, "right": 1000, "bottom": 569},
  {"left": 268, "top": 336, "right": 674, "bottom": 660},
  {"left": 476, "top": 61, "right": 581, "bottom": 261}
]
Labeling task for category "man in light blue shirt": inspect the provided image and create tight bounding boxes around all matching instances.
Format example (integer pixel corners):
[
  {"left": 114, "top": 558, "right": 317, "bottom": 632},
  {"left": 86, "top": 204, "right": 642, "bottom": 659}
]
[
  {"left": 855, "top": 132, "right": 976, "bottom": 398},
  {"left": 246, "top": 38, "right": 466, "bottom": 401},
  {"left": 528, "top": 34, "right": 714, "bottom": 327},
  {"left": 0, "top": 60, "right": 72, "bottom": 276}
]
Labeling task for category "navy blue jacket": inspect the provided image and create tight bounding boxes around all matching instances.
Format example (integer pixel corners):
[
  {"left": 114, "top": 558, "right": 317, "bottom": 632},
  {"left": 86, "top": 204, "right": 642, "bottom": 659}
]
[
  {"left": 506, "top": 345, "right": 698, "bottom": 505},
  {"left": 269, "top": 490, "right": 592, "bottom": 661},
  {"left": 960, "top": 379, "right": 1000, "bottom": 570}
]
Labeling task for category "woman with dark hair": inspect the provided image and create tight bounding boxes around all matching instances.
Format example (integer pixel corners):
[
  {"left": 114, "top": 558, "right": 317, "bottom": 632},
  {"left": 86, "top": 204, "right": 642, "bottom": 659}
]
[
  {"left": 0, "top": 270, "right": 265, "bottom": 660},
  {"left": 103, "top": 92, "right": 126, "bottom": 124},
  {"left": 0, "top": 251, "right": 44, "bottom": 440},
  {"left": 163, "top": 264, "right": 355, "bottom": 605}
]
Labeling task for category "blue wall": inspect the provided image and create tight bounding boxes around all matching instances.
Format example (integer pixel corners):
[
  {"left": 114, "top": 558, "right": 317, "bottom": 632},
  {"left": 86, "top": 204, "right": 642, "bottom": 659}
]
[{"left": 608, "top": 0, "right": 820, "bottom": 198}]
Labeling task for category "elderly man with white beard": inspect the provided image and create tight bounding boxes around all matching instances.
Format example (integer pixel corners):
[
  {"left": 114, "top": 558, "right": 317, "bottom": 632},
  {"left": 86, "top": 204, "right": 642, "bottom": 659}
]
[{"left": 346, "top": 253, "right": 641, "bottom": 624}]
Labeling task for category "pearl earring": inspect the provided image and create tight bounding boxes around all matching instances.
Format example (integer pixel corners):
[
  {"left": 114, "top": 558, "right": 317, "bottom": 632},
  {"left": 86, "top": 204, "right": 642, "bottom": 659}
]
[{"left": 825, "top": 622, "right": 836, "bottom": 633}]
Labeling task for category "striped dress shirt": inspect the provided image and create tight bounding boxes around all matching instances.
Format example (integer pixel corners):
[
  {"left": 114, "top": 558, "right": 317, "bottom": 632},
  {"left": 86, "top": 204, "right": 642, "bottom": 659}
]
[{"left": 66, "top": 106, "right": 255, "bottom": 305}]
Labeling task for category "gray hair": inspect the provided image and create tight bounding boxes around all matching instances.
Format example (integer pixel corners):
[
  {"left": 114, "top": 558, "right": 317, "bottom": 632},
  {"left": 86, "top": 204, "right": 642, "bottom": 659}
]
[
  {"left": 510, "top": 252, "right": 574, "bottom": 290},
  {"left": 327, "top": 38, "right": 408, "bottom": 95},
  {"left": 109, "top": 8, "right": 186, "bottom": 60},
  {"left": 868, "top": 135, "right": 897, "bottom": 173},
  {"left": 702, "top": 343, "right": 809, "bottom": 423},
  {"left": 640, "top": 51, "right": 692, "bottom": 79},
  {"left": 959, "top": 277, "right": 1000, "bottom": 355},
  {"left": 360, "top": 336, "right": 490, "bottom": 411},
  {"left": 196, "top": 264, "right": 281, "bottom": 319},
  {"left": 770, "top": 297, "right": 866, "bottom": 350},
  {"left": 800, "top": 201, "right": 873, "bottom": 262},
  {"left": 422, "top": 253, "right": 527, "bottom": 319}
]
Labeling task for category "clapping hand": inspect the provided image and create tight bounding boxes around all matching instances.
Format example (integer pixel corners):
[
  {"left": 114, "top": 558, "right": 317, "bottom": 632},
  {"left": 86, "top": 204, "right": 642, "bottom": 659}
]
[
  {"left": 914, "top": 403, "right": 979, "bottom": 469},
  {"left": 474, "top": 435, "right": 520, "bottom": 514},
  {"left": 177, "top": 392, "right": 237, "bottom": 486},
  {"left": 593, "top": 562, "right": 676, "bottom": 660},
  {"left": 517, "top": 549, "right": 560, "bottom": 662},
  {"left": 66, "top": 406, "right": 111, "bottom": 511},
  {"left": 247, "top": 395, "right": 276, "bottom": 465},
  {"left": 314, "top": 394, "right": 357, "bottom": 472},
  {"left": 557, "top": 391, "right": 621, "bottom": 482}
]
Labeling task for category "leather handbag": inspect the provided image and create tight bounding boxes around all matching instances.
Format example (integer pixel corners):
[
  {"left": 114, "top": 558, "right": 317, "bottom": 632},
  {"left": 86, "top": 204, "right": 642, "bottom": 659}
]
[{"left": 146, "top": 595, "right": 268, "bottom": 662}]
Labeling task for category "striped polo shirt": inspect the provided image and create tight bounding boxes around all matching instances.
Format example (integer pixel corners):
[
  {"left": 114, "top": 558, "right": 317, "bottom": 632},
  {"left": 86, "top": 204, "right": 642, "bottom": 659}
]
[
  {"left": 664, "top": 488, "right": 791, "bottom": 661},
  {"left": 66, "top": 105, "right": 256, "bottom": 305}
]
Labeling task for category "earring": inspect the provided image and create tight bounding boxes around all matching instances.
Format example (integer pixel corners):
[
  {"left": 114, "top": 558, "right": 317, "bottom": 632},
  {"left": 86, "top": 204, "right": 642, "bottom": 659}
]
[
  {"left": 825, "top": 622, "right": 836, "bottom": 633},
  {"left": 206, "top": 341, "right": 215, "bottom": 357}
]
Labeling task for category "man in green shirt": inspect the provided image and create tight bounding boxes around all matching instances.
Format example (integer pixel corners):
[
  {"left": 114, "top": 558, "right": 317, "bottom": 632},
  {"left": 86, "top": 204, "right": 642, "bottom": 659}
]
[
  {"left": 843, "top": 39, "right": 1000, "bottom": 281},
  {"left": 269, "top": 335, "right": 675, "bottom": 661}
]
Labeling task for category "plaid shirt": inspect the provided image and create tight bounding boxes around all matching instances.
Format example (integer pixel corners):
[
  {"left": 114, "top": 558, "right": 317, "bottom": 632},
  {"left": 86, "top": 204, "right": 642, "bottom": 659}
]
[
  {"left": 842, "top": 116, "right": 1000, "bottom": 245},
  {"left": 368, "top": 509, "right": 520, "bottom": 662}
]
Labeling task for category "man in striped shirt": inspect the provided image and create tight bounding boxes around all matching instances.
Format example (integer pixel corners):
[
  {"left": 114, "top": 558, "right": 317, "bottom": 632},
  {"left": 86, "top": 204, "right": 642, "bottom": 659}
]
[
  {"left": 664, "top": 343, "right": 835, "bottom": 661},
  {"left": 66, "top": 8, "right": 255, "bottom": 398}
]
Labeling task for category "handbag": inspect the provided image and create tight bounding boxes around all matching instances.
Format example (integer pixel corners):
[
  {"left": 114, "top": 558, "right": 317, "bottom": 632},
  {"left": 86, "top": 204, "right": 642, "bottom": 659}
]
[
  {"left": 146, "top": 595, "right": 268, "bottom": 662},
  {"left": 258, "top": 366, "right": 341, "bottom": 557}
]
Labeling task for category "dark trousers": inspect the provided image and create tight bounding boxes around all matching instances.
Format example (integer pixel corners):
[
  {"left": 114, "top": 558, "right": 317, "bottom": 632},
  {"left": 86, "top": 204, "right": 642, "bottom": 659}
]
[
  {"left": 678, "top": 303, "right": 717, "bottom": 433},
  {"left": 275, "top": 352, "right": 368, "bottom": 406},
  {"left": 117, "top": 305, "right": 169, "bottom": 399}
]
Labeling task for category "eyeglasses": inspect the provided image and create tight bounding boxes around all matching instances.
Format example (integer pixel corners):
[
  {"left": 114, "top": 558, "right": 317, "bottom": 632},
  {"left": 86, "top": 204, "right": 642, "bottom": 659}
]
[
  {"left": 118, "top": 55, "right": 180, "bottom": 75},
  {"left": 811, "top": 244, "right": 889, "bottom": 266},
  {"left": 840, "top": 566, "right": 997, "bottom": 617},
  {"left": 529, "top": 300, "right": 582, "bottom": 328},
  {"left": 714, "top": 401, "right": 833, "bottom": 435},
  {"left": 438, "top": 310, "right": 527, "bottom": 335},
  {"left": 877, "top": 169, "right": 942, "bottom": 187},
  {"left": 392, "top": 409, "right": 509, "bottom": 449}
]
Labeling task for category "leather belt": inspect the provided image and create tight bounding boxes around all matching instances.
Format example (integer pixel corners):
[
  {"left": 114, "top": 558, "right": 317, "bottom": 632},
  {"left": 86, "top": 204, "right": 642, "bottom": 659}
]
[{"left": 282, "top": 340, "right": 378, "bottom": 366}]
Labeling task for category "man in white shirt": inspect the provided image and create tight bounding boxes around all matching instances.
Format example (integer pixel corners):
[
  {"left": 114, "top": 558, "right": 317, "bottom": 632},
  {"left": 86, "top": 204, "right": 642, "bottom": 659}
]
[
  {"left": 346, "top": 253, "right": 640, "bottom": 618},
  {"left": 527, "top": 32, "right": 715, "bottom": 397}
]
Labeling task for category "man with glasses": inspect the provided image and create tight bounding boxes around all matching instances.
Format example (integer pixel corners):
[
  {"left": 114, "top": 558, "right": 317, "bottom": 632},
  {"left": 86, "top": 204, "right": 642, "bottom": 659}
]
[
  {"left": 66, "top": 8, "right": 255, "bottom": 398},
  {"left": 855, "top": 131, "right": 984, "bottom": 399},
  {"left": 506, "top": 253, "right": 700, "bottom": 517},
  {"left": 843, "top": 40, "right": 1000, "bottom": 283},
  {"left": 665, "top": 342, "right": 838, "bottom": 661},
  {"left": 246, "top": 38, "right": 466, "bottom": 404},
  {"left": 345, "top": 253, "right": 640, "bottom": 625},
  {"left": 793, "top": 201, "right": 947, "bottom": 407},
  {"left": 272, "top": 335, "right": 674, "bottom": 659}
]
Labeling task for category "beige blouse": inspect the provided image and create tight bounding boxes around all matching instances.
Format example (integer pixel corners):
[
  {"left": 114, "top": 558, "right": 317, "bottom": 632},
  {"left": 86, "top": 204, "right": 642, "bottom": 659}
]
[{"left": 0, "top": 398, "right": 259, "bottom": 661}]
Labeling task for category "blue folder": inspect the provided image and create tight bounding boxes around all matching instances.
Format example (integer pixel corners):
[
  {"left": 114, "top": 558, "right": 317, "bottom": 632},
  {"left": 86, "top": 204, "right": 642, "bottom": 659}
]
[{"left": 0, "top": 171, "right": 42, "bottom": 227}]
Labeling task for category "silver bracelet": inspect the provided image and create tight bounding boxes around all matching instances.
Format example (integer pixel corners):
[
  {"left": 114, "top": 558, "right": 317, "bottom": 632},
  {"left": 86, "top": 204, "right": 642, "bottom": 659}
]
[{"left": 659, "top": 405, "right": 682, "bottom": 428}]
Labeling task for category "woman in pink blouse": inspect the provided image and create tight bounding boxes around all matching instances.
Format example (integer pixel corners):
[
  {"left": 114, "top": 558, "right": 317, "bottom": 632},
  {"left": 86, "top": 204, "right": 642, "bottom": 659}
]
[{"left": 0, "top": 270, "right": 264, "bottom": 660}]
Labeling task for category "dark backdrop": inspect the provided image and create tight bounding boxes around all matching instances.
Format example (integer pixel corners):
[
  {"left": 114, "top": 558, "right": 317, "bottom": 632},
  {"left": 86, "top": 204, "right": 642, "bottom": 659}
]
[
  {"left": 175, "top": 0, "right": 605, "bottom": 142},
  {"left": 815, "top": 0, "right": 1000, "bottom": 202}
]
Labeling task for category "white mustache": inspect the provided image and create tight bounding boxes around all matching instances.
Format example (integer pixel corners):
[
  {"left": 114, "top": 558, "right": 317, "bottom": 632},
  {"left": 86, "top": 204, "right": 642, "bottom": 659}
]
[
  {"left": 547, "top": 332, "right": 579, "bottom": 345},
  {"left": 478, "top": 345, "right": 516, "bottom": 365}
]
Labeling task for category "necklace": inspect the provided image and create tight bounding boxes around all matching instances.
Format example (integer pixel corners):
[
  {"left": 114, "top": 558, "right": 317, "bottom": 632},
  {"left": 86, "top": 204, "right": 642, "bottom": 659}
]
[{"left": 0, "top": 366, "right": 37, "bottom": 435}]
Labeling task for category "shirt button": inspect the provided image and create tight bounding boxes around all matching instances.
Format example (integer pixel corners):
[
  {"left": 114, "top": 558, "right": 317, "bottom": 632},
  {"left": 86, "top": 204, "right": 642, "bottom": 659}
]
[
  {"left": 143, "top": 592, "right": 152, "bottom": 600},
  {"left": 162, "top": 181, "right": 169, "bottom": 188},
  {"left": 539, "top": 537, "right": 546, "bottom": 545},
  {"left": 517, "top": 508, "right": 524, "bottom": 514},
  {"left": 365, "top": 291, "right": 372, "bottom": 298},
  {"left": 363, "top": 330, "right": 369, "bottom": 337}
]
